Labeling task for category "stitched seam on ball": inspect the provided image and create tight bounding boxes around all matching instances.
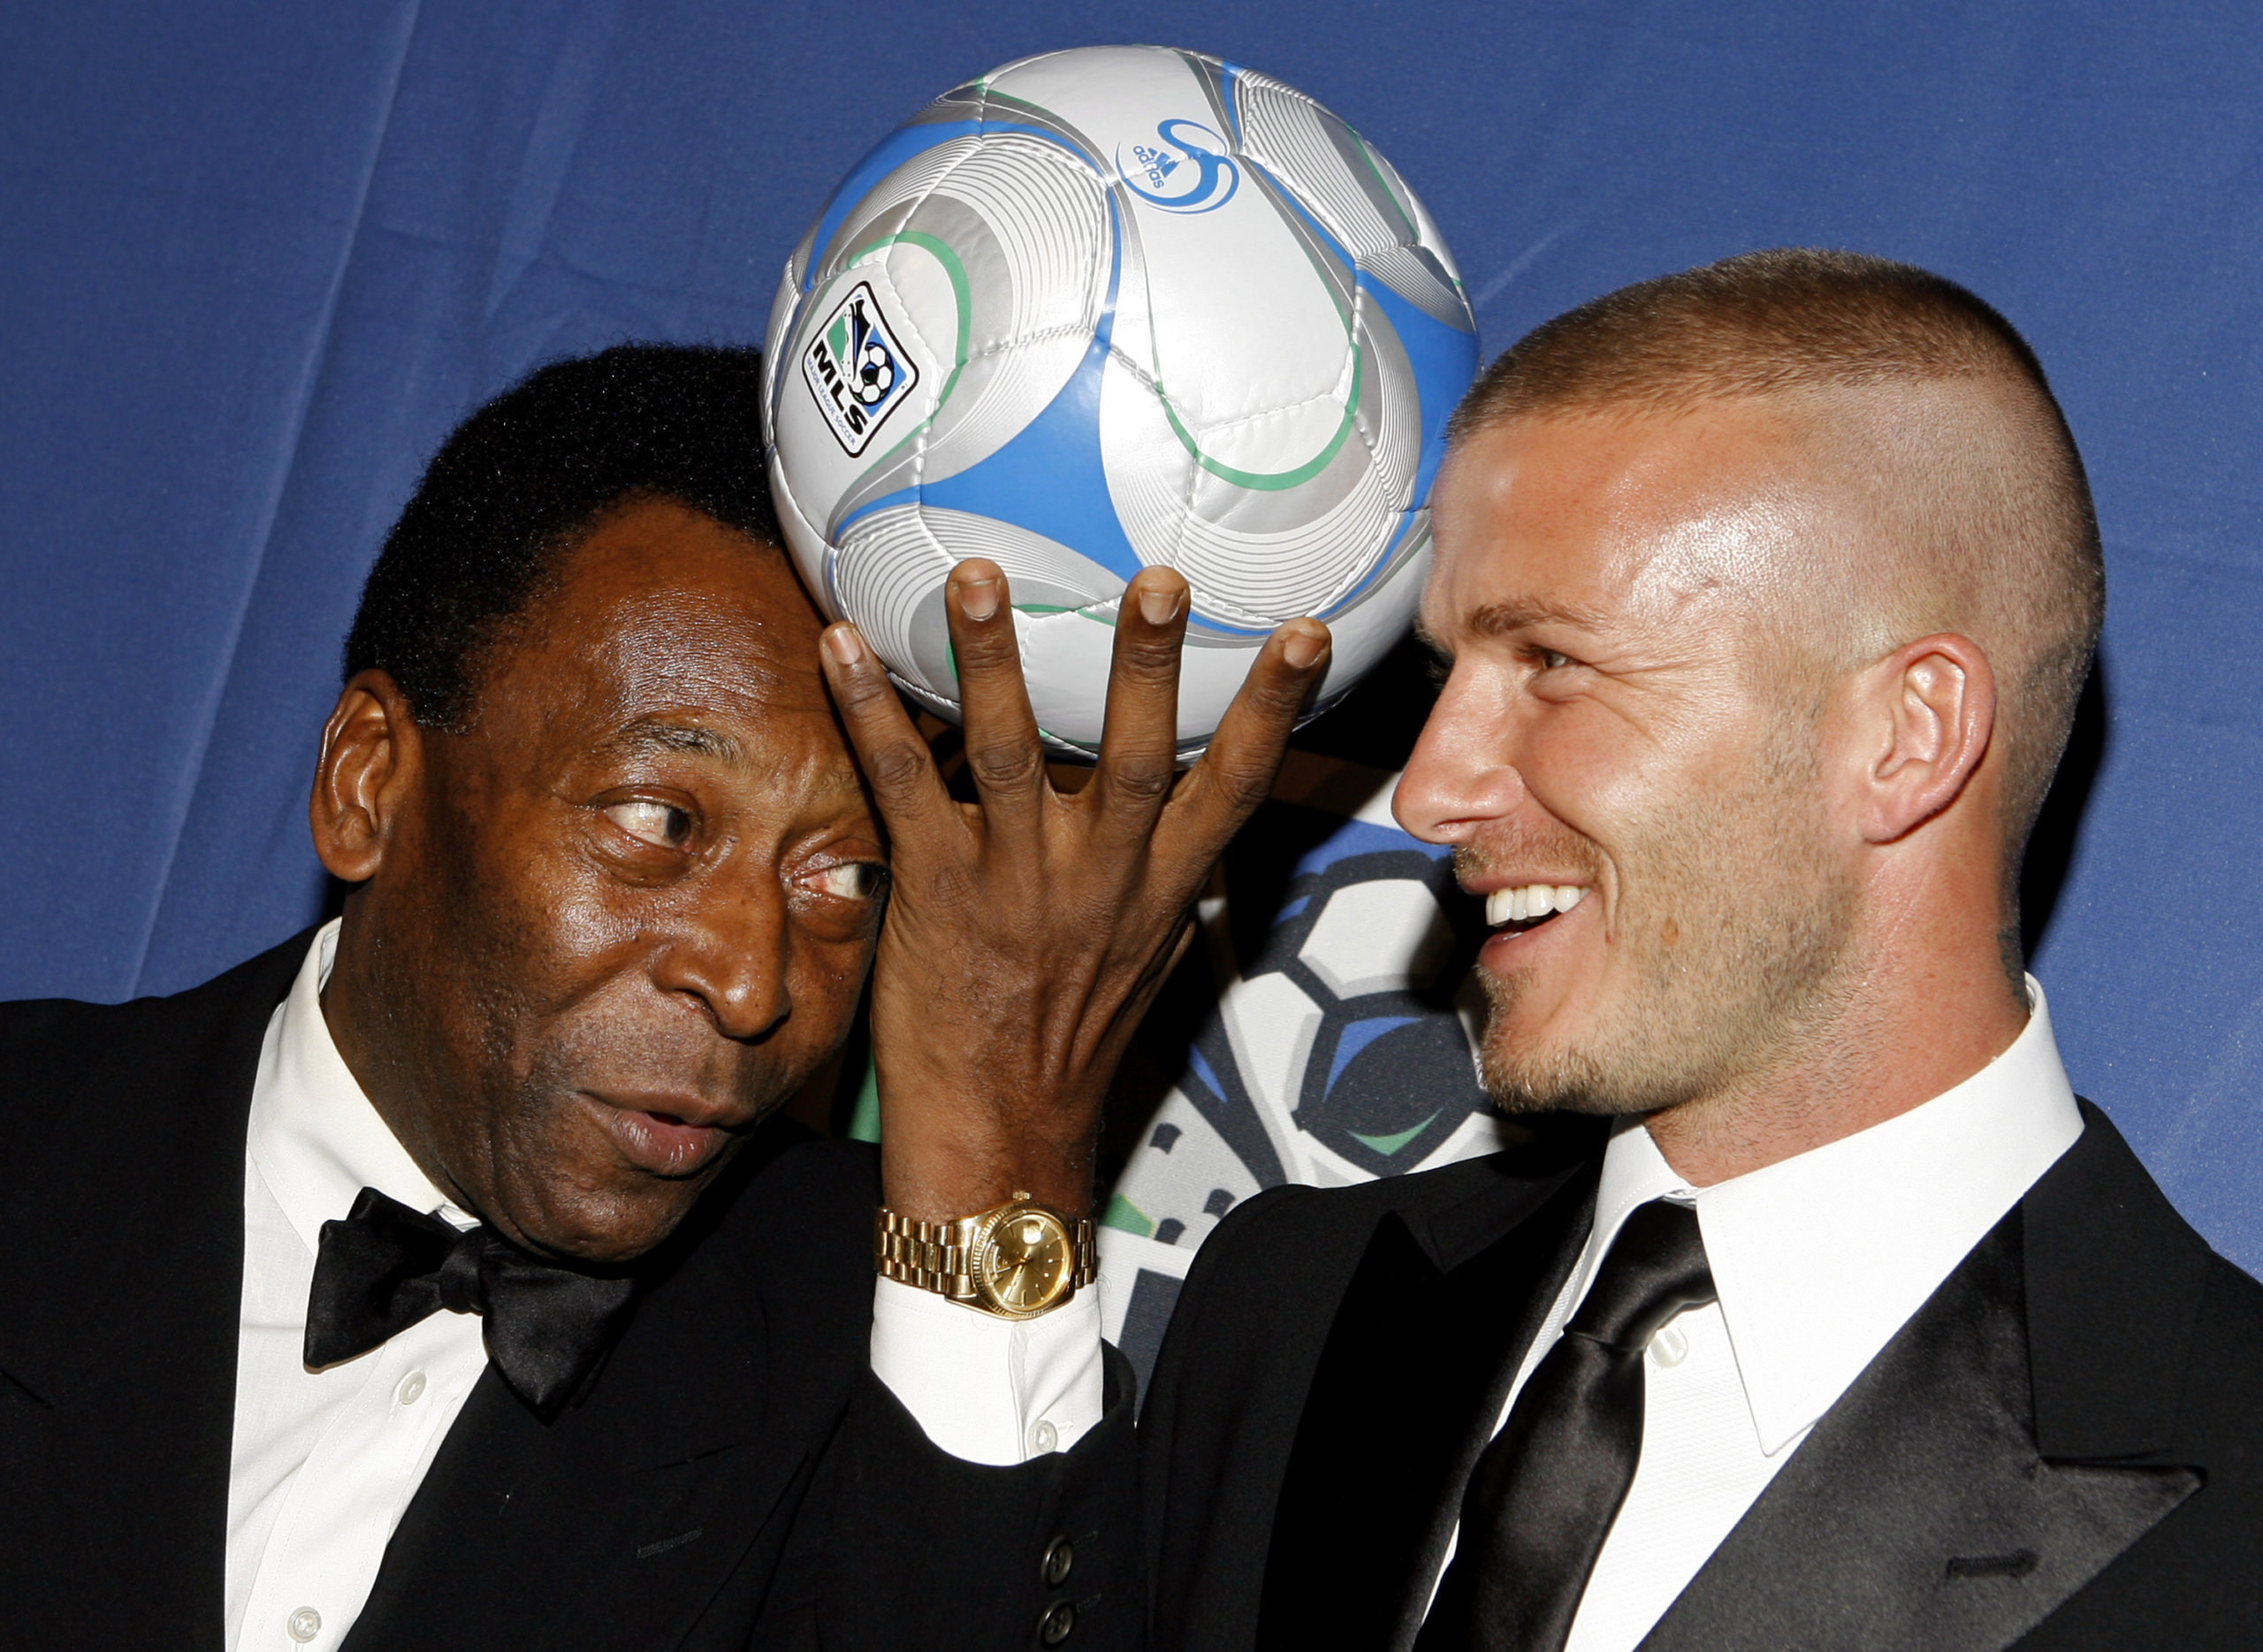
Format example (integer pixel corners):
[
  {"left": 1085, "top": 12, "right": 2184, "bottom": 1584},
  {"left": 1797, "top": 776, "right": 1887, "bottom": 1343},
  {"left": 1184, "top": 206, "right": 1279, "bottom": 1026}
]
[
  {"left": 1176, "top": 376, "right": 1361, "bottom": 439},
  {"left": 958, "top": 322, "right": 1094, "bottom": 362}
]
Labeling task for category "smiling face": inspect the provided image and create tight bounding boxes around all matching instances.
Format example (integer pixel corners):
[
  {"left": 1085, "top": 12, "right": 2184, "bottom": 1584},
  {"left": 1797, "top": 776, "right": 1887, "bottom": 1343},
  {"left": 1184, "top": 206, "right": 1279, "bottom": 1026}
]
[
  {"left": 316, "top": 497, "right": 885, "bottom": 1261},
  {"left": 1395, "top": 402, "right": 1869, "bottom": 1118}
]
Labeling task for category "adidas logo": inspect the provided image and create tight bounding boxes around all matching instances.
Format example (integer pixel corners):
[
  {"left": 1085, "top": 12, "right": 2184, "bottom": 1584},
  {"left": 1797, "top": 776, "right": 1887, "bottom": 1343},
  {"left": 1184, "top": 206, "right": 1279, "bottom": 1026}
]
[{"left": 1130, "top": 142, "right": 1182, "bottom": 193}]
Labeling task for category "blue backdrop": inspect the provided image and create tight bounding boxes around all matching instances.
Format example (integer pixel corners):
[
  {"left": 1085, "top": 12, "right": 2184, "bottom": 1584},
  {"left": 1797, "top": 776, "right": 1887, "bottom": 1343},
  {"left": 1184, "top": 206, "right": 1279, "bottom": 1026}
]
[{"left": 4, "top": 2, "right": 2259, "bottom": 1270}]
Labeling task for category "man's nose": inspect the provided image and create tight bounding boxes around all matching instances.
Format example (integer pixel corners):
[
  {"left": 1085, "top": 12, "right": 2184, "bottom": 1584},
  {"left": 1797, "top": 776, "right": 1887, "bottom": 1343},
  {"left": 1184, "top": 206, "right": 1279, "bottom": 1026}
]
[
  {"left": 1393, "top": 671, "right": 1528, "bottom": 844},
  {"left": 651, "top": 871, "right": 793, "bottom": 1042}
]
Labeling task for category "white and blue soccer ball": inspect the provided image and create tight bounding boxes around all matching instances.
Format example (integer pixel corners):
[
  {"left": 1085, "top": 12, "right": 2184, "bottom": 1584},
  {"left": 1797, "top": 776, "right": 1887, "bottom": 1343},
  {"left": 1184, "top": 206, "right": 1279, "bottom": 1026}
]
[{"left": 763, "top": 44, "right": 1479, "bottom": 757}]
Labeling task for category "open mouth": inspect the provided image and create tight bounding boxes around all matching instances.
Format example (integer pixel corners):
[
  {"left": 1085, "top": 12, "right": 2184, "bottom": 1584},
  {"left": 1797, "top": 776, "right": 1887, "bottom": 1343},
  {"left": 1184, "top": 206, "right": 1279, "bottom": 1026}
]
[{"left": 1485, "top": 883, "right": 1589, "bottom": 938}]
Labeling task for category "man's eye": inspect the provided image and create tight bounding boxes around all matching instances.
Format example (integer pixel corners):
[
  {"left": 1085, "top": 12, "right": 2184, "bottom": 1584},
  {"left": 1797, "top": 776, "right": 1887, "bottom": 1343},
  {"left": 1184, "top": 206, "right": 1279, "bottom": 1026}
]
[
  {"left": 602, "top": 800, "right": 693, "bottom": 849},
  {"left": 808, "top": 862, "right": 886, "bottom": 901},
  {"left": 1536, "top": 649, "right": 1574, "bottom": 671}
]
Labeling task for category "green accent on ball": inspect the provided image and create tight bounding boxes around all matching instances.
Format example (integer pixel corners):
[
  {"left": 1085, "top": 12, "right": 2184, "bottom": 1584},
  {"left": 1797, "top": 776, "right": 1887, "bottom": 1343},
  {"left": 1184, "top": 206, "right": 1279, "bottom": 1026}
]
[
  {"left": 1349, "top": 1110, "right": 1440, "bottom": 1157},
  {"left": 1014, "top": 603, "right": 1117, "bottom": 626},
  {"left": 1101, "top": 1193, "right": 1154, "bottom": 1237},
  {"left": 1156, "top": 339, "right": 1364, "bottom": 491}
]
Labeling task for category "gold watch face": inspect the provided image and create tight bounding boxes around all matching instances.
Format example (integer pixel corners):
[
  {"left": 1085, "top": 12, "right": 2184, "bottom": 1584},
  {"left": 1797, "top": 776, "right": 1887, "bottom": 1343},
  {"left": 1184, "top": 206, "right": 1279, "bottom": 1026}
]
[{"left": 975, "top": 1207, "right": 1076, "bottom": 1314}]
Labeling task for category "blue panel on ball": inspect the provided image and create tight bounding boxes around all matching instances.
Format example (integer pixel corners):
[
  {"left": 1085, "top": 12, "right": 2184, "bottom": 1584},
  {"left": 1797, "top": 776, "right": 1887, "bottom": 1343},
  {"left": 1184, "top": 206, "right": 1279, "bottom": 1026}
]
[
  {"left": 1360, "top": 274, "right": 1480, "bottom": 510},
  {"left": 914, "top": 326, "right": 1146, "bottom": 579}
]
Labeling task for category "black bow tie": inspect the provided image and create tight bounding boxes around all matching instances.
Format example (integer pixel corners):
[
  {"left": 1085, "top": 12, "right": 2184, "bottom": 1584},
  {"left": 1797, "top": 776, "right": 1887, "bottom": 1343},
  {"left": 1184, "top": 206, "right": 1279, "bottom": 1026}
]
[{"left": 305, "top": 1186, "right": 638, "bottom": 1418}]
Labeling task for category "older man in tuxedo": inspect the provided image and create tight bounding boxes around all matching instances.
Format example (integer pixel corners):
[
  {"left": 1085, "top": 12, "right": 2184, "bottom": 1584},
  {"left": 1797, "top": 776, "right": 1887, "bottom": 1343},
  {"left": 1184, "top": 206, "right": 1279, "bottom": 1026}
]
[
  {"left": 883, "top": 250, "right": 2259, "bottom": 1650},
  {"left": 0, "top": 343, "right": 1327, "bottom": 1650}
]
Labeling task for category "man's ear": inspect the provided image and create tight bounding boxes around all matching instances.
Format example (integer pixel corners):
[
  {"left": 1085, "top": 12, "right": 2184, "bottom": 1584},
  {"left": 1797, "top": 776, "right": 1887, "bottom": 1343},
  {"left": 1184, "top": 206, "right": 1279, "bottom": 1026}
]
[
  {"left": 310, "top": 670, "right": 425, "bottom": 882},
  {"left": 1851, "top": 633, "right": 1997, "bottom": 845}
]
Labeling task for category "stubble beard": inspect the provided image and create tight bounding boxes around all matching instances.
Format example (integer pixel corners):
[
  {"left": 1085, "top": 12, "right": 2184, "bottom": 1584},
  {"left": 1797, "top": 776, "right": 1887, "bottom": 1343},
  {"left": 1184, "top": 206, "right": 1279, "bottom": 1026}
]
[{"left": 1470, "top": 726, "right": 1862, "bottom": 1120}]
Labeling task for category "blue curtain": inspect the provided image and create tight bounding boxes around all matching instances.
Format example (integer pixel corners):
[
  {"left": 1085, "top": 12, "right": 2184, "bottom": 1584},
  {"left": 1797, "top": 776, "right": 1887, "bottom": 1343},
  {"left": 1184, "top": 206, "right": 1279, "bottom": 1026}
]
[{"left": 4, "top": 1, "right": 2259, "bottom": 1269}]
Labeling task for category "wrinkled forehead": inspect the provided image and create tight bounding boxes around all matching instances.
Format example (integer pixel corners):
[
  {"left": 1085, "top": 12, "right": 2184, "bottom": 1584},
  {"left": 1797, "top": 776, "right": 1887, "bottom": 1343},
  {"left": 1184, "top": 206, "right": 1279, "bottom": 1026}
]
[
  {"left": 560, "top": 579, "right": 836, "bottom": 722},
  {"left": 476, "top": 503, "right": 844, "bottom": 750},
  {"left": 1422, "top": 400, "right": 1848, "bottom": 641}
]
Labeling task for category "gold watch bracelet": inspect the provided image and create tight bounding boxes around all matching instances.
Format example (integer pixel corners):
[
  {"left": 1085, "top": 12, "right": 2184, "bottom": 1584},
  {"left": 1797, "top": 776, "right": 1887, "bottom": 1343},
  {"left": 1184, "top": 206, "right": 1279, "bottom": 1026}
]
[{"left": 873, "top": 1201, "right": 1097, "bottom": 1309}]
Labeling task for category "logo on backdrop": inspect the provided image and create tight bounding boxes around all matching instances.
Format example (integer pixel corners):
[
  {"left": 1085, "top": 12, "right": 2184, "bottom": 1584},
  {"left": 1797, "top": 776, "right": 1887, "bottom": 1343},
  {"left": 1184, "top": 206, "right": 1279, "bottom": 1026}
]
[
  {"left": 1116, "top": 118, "right": 1241, "bottom": 215},
  {"left": 801, "top": 280, "right": 919, "bottom": 456}
]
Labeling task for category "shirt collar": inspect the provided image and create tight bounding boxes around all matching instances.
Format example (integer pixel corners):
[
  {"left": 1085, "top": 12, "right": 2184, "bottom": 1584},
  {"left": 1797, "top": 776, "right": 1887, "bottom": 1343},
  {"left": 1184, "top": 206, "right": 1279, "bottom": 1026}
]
[
  {"left": 1584, "top": 978, "right": 2084, "bottom": 1455},
  {"left": 247, "top": 918, "right": 465, "bottom": 1257}
]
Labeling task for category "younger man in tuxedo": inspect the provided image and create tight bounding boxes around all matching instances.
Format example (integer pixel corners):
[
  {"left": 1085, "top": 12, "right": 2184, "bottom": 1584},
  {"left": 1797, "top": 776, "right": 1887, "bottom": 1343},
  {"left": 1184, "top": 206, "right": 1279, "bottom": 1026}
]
[
  {"left": 856, "top": 250, "right": 2263, "bottom": 1649},
  {"left": 0, "top": 344, "right": 1326, "bottom": 1649},
  {"left": 1155, "top": 249, "right": 2263, "bottom": 1649}
]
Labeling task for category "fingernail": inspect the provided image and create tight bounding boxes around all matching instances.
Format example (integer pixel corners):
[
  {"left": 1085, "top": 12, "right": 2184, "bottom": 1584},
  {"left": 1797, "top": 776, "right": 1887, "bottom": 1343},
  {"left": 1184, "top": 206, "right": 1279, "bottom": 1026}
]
[
  {"left": 956, "top": 577, "right": 1000, "bottom": 622},
  {"left": 1139, "top": 585, "right": 1185, "bottom": 626},
  {"left": 824, "top": 624, "right": 864, "bottom": 666},
  {"left": 1281, "top": 621, "right": 1327, "bottom": 670}
]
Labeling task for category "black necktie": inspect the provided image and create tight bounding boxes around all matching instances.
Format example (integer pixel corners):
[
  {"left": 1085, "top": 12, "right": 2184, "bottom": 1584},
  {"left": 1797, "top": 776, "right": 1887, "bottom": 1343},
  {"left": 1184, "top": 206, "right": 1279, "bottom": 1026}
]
[
  {"left": 305, "top": 1186, "right": 637, "bottom": 1418},
  {"left": 1418, "top": 1199, "right": 1717, "bottom": 1652}
]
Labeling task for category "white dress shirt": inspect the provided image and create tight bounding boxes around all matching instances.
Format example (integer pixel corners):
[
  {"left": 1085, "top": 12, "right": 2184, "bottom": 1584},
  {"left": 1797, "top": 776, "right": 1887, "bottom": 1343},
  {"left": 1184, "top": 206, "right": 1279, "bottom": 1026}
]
[
  {"left": 871, "top": 1274, "right": 1105, "bottom": 1464},
  {"left": 228, "top": 920, "right": 490, "bottom": 1651},
  {"left": 1422, "top": 979, "right": 2085, "bottom": 1650}
]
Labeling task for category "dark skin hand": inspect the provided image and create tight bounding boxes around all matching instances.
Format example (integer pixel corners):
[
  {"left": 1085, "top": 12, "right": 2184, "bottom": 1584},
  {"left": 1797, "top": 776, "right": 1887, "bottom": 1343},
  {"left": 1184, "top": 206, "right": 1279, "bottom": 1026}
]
[
  {"left": 309, "top": 498, "right": 888, "bottom": 1262},
  {"left": 820, "top": 558, "right": 1332, "bottom": 1221}
]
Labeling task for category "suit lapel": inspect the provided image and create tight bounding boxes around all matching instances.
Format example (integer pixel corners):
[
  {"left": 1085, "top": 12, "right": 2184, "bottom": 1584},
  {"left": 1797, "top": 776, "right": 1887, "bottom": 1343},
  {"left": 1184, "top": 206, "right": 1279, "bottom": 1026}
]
[
  {"left": 0, "top": 933, "right": 309, "bottom": 1649},
  {"left": 344, "top": 1131, "right": 864, "bottom": 1651},
  {"left": 1640, "top": 1120, "right": 2204, "bottom": 1652},
  {"left": 1256, "top": 1161, "right": 1596, "bottom": 1652},
  {"left": 2023, "top": 1100, "right": 2212, "bottom": 1464}
]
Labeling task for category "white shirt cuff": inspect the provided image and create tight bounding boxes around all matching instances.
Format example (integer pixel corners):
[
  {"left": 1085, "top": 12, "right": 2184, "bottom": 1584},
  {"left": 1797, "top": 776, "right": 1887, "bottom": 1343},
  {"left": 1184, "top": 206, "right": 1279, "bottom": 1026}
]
[{"left": 869, "top": 1275, "right": 1106, "bottom": 1466}]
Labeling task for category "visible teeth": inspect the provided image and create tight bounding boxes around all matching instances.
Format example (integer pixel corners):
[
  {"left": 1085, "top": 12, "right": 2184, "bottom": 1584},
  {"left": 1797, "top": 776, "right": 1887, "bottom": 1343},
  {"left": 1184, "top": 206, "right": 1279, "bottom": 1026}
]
[{"left": 1486, "top": 884, "right": 1589, "bottom": 926}]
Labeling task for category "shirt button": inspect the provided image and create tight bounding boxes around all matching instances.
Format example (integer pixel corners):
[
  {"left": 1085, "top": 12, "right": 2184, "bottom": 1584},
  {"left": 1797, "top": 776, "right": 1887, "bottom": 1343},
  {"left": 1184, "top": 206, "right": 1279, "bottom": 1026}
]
[
  {"left": 1029, "top": 1419, "right": 1059, "bottom": 1454},
  {"left": 1650, "top": 1323, "right": 1689, "bottom": 1368},
  {"left": 1040, "top": 1599, "right": 1077, "bottom": 1645},
  {"left": 398, "top": 1370, "right": 427, "bottom": 1405},
  {"left": 286, "top": 1606, "right": 322, "bottom": 1642},
  {"left": 1041, "top": 1536, "right": 1075, "bottom": 1587}
]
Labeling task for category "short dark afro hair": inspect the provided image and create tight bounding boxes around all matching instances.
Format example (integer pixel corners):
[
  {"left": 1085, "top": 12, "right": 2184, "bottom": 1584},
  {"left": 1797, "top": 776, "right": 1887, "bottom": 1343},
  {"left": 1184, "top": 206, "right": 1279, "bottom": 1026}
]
[{"left": 344, "top": 342, "right": 782, "bottom": 731}]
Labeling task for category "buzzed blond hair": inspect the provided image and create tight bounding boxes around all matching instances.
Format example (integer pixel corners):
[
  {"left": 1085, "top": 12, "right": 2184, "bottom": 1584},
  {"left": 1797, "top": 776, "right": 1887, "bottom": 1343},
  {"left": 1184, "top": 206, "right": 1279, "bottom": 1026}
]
[{"left": 1450, "top": 247, "right": 2104, "bottom": 872}]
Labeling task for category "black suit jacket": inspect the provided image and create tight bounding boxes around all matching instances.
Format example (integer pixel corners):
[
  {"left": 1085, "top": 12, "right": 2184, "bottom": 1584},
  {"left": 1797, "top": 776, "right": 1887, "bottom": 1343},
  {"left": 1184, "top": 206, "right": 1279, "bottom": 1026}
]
[
  {"left": 0, "top": 933, "right": 1138, "bottom": 1650},
  {"left": 1139, "top": 1107, "right": 2263, "bottom": 1650}
]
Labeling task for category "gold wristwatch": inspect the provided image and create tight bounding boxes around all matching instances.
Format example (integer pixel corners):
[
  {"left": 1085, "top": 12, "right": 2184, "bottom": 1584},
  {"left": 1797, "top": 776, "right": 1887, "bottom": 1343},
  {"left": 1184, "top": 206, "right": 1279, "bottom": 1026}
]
[{"left": 874, "top": 1192, "right": 1097, "bottom": 1319}]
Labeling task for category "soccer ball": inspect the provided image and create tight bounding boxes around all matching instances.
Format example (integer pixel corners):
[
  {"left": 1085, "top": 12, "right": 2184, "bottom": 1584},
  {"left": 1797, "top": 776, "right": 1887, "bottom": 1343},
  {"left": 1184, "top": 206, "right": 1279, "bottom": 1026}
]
[{"left": 762, "top": 44, "right": 1479, "bottom": 758}]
